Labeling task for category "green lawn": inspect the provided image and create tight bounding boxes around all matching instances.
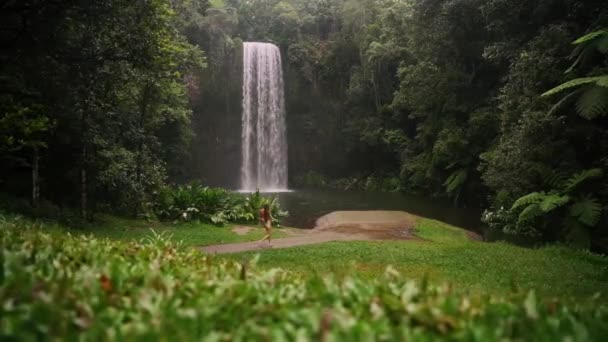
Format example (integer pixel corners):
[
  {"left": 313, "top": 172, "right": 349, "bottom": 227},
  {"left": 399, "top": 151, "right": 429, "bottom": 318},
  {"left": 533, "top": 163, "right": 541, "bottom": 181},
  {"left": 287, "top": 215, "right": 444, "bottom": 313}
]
[
  {"left": 5, "top": 210, "right": 607, "bottom": 302},
  {"left": 228, "top": 219, "right": 608, "bottom": 301},
  {"left": 30, "top": 214, "right": 288, "bottom": 246},
  {"left": 3, "top": 218, "right": 607, "bottom": 340}
]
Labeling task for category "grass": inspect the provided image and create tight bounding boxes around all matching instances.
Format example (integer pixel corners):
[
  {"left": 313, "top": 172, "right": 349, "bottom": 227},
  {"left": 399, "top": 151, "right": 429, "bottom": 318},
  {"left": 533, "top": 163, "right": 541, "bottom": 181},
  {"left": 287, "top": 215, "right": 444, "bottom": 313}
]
[
  {"left": 85, "top": 216, "right": 289, "bottom": 246},
  {"left": 2, "top": 216, "right": 608, "bottom": 340},
  {"left": 3, "top": 208, "right": 607, "bottom": 302},
  {"left": 5, "top": 212, "right": 288, "bottom": 247},
  {"left": 228, "top": 219, "right": 608, "bottom": 301}
]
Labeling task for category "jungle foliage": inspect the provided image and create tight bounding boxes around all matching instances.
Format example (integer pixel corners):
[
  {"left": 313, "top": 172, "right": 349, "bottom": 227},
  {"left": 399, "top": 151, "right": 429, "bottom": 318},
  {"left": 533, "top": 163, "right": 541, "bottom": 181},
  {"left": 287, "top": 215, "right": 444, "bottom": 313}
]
[
  {"left": 1, "top": 0, "right": 608, "bottom": 247},
  {"left": 185, "top": 0, "right": 608, "bottom": 247},
  {"left": 0, "top": 0, "right": 205, "bottom": 219},
  {"left": 154, "top": 184, "right": 288, "bottom": 225}
]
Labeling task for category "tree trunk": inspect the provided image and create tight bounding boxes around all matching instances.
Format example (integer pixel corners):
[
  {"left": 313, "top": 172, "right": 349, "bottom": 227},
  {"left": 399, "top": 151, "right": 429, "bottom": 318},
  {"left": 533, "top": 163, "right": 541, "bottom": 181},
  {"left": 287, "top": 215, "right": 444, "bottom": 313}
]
[
  {"left": 31, "top": 146, "right": 39, "bottom": 207},
  {"left": 80, "top": 104, "right": 88, "bottom": 221},
  {"left": 80, "top": 143, "right": 87, "bottom": 220},
  {"left": 135, "top": 84, "right": 150, "bottom": 217}
]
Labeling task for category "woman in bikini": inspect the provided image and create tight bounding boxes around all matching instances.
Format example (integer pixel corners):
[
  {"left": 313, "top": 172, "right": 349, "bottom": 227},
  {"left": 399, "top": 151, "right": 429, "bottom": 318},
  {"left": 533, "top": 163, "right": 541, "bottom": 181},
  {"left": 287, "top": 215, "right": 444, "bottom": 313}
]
[{"left": 259, "top": 204, "right": 273, "bottom": 245}]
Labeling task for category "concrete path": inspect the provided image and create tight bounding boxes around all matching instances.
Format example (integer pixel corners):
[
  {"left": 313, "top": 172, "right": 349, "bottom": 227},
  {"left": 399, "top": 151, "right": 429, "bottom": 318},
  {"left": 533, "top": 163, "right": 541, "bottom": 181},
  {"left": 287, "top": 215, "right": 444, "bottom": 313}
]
[{"left": 201, "top": 211, "right": 416, "bottom": 255}]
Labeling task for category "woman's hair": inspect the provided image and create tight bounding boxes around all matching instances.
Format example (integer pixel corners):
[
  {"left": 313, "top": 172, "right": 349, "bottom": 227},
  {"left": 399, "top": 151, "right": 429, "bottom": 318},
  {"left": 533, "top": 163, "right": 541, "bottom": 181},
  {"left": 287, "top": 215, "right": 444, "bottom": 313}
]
[{"left": 263, "top": 204, "right": 270, "bottom": 211}]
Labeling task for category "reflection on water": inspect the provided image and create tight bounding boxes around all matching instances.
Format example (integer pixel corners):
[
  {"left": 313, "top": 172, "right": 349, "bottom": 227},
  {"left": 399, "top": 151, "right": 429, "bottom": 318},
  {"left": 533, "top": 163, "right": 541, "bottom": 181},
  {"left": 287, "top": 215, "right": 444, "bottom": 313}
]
[{"left": 271, "top": 189, "right": 483, "bottom": 232}]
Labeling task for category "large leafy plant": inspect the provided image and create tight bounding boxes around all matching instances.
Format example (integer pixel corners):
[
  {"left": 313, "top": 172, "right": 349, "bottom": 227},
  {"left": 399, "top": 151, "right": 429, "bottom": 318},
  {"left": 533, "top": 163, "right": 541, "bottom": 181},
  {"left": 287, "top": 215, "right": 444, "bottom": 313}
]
[
  {"left": 542, "top": 30, "right": 608, "bottom": 119},
  {"left": 511, "top": 169, "right": 604, "bottom": 247},
  {"left": 243, "top": 190, "right": 289, "bottom": 226},
  {"left": 154, "top": 184, "right": 287, "bottom": 226}
]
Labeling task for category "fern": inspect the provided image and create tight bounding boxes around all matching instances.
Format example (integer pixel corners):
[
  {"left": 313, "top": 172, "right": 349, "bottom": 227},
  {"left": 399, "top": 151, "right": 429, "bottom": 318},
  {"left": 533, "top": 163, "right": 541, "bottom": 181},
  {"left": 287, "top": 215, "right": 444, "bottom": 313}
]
[
  {"left": 542, "top": 76, "right": 608, "bottom": 97},
  {"left": 544, "top": 30, "right": 608, "bottom": 119},
  {"left": 576, "top": 86, "right": 608, "bottom": 119},
  {"left": 563, "top": 168, "right": 603, "bottom": 193},
  {"left": 518, "top": 203, "right": 543, "bottom": 223},
  {"left": 573, "top": 30, "right": 608, "bottom": 45},
  {"left": 547, "top": 89, "right": 580, "bottom": 115},
  {"left": 443, "top": 169, "right": 467, "bottom": 195},
  {"left": 542, "top": 169, "right": 567, "bottom": 189},
  {"left": 566, "top": 30, "right": 608, "bottom": 72},
  {"left": 514, "top": 193, "right": 570, "bottom": 223},
  {"left": 538, "top": 195, "right": 570, "bottom": 213},
  {"left": 511, "top": 192, "right": 545, "bottom": 210},
  {"left": 569, "top": 197, "right": 602, "bottom": 227}
]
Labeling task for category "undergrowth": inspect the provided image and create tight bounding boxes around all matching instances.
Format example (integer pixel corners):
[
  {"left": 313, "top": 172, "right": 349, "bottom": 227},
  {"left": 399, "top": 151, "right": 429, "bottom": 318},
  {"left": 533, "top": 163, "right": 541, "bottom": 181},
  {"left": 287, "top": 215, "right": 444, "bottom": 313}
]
[{"left": 1, "top": 215, "right": 607, "bottom": 340}]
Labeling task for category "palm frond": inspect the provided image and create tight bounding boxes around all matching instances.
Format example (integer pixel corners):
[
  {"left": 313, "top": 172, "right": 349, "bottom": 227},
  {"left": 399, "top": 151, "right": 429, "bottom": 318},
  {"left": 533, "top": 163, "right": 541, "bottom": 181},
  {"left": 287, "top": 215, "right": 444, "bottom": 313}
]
[
  {"left": 576, "top": 86, "right": 608, "bottom": 119},
  {"left": 563, "top": 168, "right": 603, "bottom": 193},
  {"left": 512, "top": 192, "right": 545, "bottom": 210},
  {"left": 569, "top": 197, "right": 602, "bottom": 227}
]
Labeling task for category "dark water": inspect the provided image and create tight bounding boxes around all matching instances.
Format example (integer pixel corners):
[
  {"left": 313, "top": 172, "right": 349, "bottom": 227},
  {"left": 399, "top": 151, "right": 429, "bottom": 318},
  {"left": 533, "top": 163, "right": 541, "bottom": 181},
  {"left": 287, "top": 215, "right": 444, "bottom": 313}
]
[{"left": 272, "top": 189, "right": 483, "bottom": 232}]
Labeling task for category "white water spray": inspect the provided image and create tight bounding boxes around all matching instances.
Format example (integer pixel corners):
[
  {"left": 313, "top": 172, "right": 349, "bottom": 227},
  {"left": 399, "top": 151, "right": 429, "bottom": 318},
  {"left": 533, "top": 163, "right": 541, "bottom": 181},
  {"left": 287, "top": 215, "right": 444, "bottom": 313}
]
[{"left": 240, "top": 42, "right": 288, "bottom": 192}]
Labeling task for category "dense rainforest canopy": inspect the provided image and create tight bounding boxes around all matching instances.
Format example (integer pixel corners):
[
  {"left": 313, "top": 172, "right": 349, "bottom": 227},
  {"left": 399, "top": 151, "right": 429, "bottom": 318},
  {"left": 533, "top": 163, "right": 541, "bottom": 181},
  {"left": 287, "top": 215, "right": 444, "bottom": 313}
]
[{"left": 1, "top": 0, "right": 608, "bottom": 249}]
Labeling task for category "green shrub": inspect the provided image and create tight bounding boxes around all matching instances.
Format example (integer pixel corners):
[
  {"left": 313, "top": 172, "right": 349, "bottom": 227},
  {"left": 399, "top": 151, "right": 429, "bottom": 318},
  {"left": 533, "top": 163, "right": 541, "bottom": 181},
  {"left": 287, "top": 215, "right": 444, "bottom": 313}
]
[
  {"left": 509, "top": 169, "right": 605, "bottom": 248},
  {"left": 154, "top": 184, "right": 287, "bottom": 226},
  {"left": 1, "top": 217, "right": 607, "bottom": 340},
  {"left": 0, "top": 194, "right": 84, "bottom": 227}
]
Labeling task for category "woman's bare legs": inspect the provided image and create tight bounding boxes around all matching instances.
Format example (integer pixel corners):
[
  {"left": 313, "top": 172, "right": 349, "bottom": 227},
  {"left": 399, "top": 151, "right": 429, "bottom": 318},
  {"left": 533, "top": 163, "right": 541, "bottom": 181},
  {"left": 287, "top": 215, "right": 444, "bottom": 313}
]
[{"left": 259, "top": 222, "right": 272, "bottom": 244}]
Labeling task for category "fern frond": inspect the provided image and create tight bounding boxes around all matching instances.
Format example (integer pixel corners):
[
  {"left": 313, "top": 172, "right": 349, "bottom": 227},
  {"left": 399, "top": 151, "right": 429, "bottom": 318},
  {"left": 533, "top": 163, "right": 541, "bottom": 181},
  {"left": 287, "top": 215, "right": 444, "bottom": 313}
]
[
  {"left": 538, "top": 195, "right": 570, "bottom": 213},
  {"left": 443, "top": 169, "right": 467, "bottom": 194},
  {"left": 576, "top": 86, "right": 608, "bottom": 119},
  {"left": 573, "top": 30, "right": 608, "bottom": 45},
  {"left": 599, "top": 35, "right": 608, "bottom": 54},
  {"left": 563, "top": 168, "right": 603, "bottom": 193},
  {"left": 569, "top": 197, "right": 602, "bottom": 227},
  {"left": 567, "top": 30, "right": 608, "bottom": 71},
  {"left": 566, "top": 47, "right": 593, "bottom": 74},
  {"left": 597, "top": 76, "right": 608, "bottom": 88},
  {"left": 547, "top": 89, "right": 581, "bottom": 115},
  {"left": 512, "top": 192, "right": 545, "bottom": 210},
  {"left": 542, "top": 76, "right": 608, "bottom": 97},
  {"left": 518, "top": 203, "right": 543, "bottom": 223},
  {"left": 543, "top": 169, "right": 568, "bottom": 189}
]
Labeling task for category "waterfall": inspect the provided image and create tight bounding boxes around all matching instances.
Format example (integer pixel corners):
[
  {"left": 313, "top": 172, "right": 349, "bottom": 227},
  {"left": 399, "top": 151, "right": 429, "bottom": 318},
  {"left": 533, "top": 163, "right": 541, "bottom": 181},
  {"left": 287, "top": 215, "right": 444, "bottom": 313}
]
[{"left": 240, "top": 42, "right": 288, "bottom": 192}]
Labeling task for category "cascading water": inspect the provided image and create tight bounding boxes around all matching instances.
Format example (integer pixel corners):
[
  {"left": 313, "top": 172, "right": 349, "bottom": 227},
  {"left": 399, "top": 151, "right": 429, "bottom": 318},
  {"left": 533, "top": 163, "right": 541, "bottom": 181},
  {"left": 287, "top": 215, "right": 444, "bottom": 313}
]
[{"left": 240, "top": 42, "right": 288, "bottom": 192}]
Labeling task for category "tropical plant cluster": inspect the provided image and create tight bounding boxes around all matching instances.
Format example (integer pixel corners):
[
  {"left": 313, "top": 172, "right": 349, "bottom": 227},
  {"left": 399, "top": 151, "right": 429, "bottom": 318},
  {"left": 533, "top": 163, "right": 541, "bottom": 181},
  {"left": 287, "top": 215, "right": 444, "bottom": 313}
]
[
  {"left": 154, "top": 184, "right": 288, "bottom": 225},
  {"left": 188, "top": 0, "right": 608, "bottom": 248},
  {"left": 1, "top": 217, "right": 607, "bottom": 340}
]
